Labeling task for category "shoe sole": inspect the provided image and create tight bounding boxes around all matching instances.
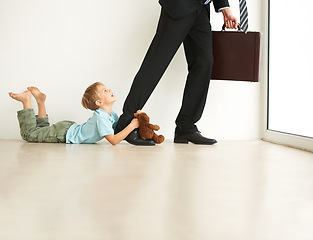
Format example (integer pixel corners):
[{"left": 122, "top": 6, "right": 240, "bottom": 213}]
[
  {"left": 125, "top": 139, "right": 156, "bottom": 146},
  {"left": 174, "top": 138, "right": 217, "bottom": 145},
  {"left": 174, "top": 138, "right": 189, "bottom": 144}
]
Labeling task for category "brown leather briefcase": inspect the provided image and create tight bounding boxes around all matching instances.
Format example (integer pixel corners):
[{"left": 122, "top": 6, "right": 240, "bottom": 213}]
[{"left": 211, "top": 26, "right": 262, "bottom": 82}]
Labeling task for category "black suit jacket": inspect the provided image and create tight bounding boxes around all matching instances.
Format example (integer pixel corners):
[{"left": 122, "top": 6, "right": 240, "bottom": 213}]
[{"left": 159, "top": 0, "right": 230, "bottom": 19}]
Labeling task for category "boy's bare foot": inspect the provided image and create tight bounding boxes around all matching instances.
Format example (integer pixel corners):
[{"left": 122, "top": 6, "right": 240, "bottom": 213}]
[
  {"left": 9, "top": 90, "right": 31, "bottom": 103},
  {"left": 27, "top": 86, "right": 46, "bottom": 103},
  {"left": 9, "top": 90, "right": 32, "bottom": 109}
]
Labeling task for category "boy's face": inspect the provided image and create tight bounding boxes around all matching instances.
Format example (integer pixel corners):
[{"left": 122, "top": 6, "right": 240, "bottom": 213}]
[{"left": 96, "top": 84, "right": 116, "bottom": 105}]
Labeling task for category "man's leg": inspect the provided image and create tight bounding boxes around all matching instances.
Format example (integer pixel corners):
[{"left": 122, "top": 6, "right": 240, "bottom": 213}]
[
  {"left": 174, "top": 7, "right": 217, "bottom": 144},
  {"left": 115, "top": 8, "right": 200, "bottom": 136}
]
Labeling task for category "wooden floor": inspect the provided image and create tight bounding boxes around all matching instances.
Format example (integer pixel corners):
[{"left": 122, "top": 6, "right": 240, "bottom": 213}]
[{"left": 0, "top": 140, "right": 313, "bottom": 240}]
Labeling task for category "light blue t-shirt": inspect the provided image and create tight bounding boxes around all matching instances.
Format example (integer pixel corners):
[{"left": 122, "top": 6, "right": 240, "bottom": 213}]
[{"left": 66, "top": 109, "right": 119, "bottom": 144}]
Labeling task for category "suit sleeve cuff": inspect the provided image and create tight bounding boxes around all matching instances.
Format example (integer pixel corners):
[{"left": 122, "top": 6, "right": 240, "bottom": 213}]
[{"left": 217, "top": 6, "right": 230, "bottom": 12}]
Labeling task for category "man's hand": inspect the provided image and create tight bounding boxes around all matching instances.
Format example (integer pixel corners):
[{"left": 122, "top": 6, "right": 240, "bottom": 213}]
[{"left": 221, "top": 8, "right": 238, "bottom": 29}]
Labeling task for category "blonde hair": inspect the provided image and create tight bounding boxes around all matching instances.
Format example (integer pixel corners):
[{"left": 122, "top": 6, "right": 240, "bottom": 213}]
[{"left": 81, "top": 82, "right": 103, "bottom": 110}]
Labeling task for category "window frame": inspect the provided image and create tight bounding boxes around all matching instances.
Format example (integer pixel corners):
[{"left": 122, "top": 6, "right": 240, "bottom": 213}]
[{"left": 261, "top": 0, "right": 313, "bottom": 152}]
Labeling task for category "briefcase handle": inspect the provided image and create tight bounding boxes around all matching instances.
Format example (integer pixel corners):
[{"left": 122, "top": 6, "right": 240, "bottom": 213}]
[{"left": 222, "top": 23, "right": 243, "bottom": 32}]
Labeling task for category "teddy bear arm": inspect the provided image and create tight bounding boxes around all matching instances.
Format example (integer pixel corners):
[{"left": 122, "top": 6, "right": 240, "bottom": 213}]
[{"left": 148, "top": 123, "right": 160, "bottom": 131}]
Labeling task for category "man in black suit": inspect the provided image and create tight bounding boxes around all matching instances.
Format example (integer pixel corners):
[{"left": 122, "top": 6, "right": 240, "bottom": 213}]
[{"left": 115, "top": 0, "right": 238, "bottom": 145}]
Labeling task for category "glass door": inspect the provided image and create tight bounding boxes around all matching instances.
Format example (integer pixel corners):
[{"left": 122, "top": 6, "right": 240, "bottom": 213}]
[{"left": 263, "top": 0, "right": 313, "bottom": 152}]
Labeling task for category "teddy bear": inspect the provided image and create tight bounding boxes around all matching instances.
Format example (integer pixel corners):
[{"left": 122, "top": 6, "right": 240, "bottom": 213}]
[{"left": 135, "top": 112, "right": 165, "bottom": 144}]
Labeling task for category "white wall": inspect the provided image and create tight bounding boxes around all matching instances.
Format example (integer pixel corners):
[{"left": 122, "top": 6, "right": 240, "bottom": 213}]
[{"left": 0, "top": 0, "right": 262, "bottom": 141}]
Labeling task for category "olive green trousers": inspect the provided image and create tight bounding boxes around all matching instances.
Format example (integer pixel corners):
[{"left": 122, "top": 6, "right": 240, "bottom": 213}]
[{"left": 17, "top": 108, "right": 75, "bottom": 143}]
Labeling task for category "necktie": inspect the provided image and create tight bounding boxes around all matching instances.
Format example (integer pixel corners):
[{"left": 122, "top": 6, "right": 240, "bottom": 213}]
[{"left": 239, "top": 0, "right": 248, "bottom": 33}]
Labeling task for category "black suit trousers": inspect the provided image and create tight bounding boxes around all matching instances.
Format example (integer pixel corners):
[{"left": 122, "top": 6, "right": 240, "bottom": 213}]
[{"left": 115, "top": 6, "right": 213, "bottom": 135}]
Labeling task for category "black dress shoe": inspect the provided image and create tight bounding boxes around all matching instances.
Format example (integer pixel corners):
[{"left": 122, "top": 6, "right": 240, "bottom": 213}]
[
  {"left": 174, "top": 131, "right": 217, "bottom": 145},
  {"left": 125, "top": 129, "right": 156, "bottom": 146}
]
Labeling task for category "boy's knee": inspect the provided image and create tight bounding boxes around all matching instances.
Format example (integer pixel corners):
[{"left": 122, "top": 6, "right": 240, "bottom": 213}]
[{"left": 20, "top": 133, "right": 33, "bottom": 142}]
